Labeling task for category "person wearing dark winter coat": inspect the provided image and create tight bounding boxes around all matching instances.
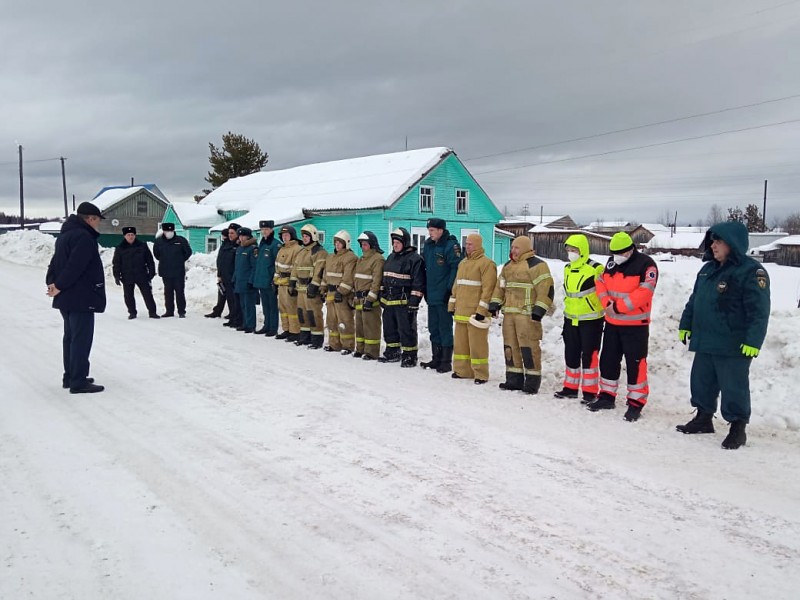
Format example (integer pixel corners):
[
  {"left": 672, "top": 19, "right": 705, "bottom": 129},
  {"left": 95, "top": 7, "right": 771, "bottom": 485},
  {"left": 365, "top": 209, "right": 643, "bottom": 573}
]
[
  {"left": 233, "top": 227, "right": 258, "bottom": 332},
  {"left": 420, "top": 218, "right": 462, "bottom": 373},
  {"left": 45, "top": 202, "right": 107, "bottom": 394},
  {"left": 379, "top": 227, "right": 426, "bottom": 367},
  {"left": 677, "top": 221, "right": 771, "bottom": 450},
  {"left": 112, "top": 227, "right": 159, "bottom": 319},
  {"left": 252, "top": 220, "right": 281, "bottom": 335},
  {"left": 213, "top": 224, "right": 242, "bottom": 327},
  {"left": 153, "top": 222, "right": 192, "bottom": 317}
]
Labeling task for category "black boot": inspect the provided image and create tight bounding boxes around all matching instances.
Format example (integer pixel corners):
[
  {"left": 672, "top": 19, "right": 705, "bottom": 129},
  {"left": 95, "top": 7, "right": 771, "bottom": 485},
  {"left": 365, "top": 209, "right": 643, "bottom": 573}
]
[
  {"left": 254, "top": 326, "right": 268, "bottom": 334},
  {"left": 401, "top": 351, "right": 417, "bottom": 368},
  {"left": 294, "top": 331, "right": 311, "bottom": 346},
  {"left": 554, "top": 387, "right": 578, "bottom": 399},
  {"left": 286, "top": 332, "right": 300, "bottom": 343},
  {"left": 308, "top": 334, "right": 324, "bottom": 349},
  {"left": 581, "top": 392, "right": 597, "bottom": 405},
  {"left": 587, "top": 393, "right": 616, "bottom": 411},
  {"left": 721, "top": 421, "right": 747, "bottom": 449},
  {"left": 676, "top": 410, "right": 715, "bottom": 434},
  {"left": 436, "top": 346, "right": 453, "bottom": 374},
  {"left": 522, "top": 374, "right": 541, "bottom": 395},
  {"left": 498, "top": 372, "right": 524, "bottom": 391},
  {"left": 275, "top": 331, "right": 291, "bottom": 340},
  {"left": 420, "top": 344, "right": 441, "bottom": 370},
  {"left": 624, "top": 402, "right": 643, "bottom": 422},
  {"left": 378, "top": 349, "right": 401, "bottom": 363}
]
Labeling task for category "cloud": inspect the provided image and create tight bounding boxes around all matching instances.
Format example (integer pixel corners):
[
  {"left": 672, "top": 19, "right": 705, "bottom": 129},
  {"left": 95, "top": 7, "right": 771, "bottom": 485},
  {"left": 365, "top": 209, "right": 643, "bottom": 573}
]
[{"left": 2, "top": 0, "right": 799, "bottom": 226}]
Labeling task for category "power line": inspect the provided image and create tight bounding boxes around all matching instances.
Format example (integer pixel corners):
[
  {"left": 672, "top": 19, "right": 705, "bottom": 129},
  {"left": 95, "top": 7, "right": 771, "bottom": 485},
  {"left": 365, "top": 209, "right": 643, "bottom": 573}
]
[
  {"left": 463, "top": 92, "right": 800, "bottom": 162},
  {"left": 473, "top": 117, "right": 800, "bottom": 176}
]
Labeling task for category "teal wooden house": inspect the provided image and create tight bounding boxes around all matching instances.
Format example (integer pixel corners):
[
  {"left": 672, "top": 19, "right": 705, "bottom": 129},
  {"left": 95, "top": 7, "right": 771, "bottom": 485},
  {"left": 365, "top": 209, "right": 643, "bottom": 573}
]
[{"left": 168, "top": 148, "right": 509, "bottom": 262}]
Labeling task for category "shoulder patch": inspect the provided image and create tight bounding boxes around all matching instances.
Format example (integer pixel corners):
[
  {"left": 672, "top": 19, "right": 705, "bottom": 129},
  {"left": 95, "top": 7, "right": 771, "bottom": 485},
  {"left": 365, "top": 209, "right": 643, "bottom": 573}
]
[{"left": 756, "top": 268, "right": 769, "bottom": 290}]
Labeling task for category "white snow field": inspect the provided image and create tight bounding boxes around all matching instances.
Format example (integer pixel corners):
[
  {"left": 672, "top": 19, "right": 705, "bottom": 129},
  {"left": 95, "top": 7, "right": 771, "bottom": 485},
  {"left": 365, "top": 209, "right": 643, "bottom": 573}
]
[{"left": 2, "top": 230, "right": 799, "bottom": 599}]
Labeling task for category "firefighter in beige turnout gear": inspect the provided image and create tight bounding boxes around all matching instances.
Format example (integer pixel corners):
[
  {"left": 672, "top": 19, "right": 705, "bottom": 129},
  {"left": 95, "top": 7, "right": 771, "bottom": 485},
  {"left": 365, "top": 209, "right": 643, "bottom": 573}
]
[
  {"left": 273, "top": 225, "right": 303, "bottom": 341},
  {"left": 353, "top": 231, "right": 385, "bottom": 360},
  {"left": 322, "top": 230, "right": 357, "bottom": 354},
  {"left": 489, "top": 235, "right": 555, "bottom": 394},
  {"left": 448, "top": 233, "right": 497, "bottom": 384},
  {"left": 291, "top": 224, "right": 329, "bottom": 349}
]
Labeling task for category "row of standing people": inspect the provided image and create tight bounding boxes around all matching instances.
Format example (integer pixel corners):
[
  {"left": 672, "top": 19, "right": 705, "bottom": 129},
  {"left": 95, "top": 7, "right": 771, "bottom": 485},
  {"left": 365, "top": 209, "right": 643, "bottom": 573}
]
[{"left": 48, "top": 202, "right": 770, "bottom": 450}]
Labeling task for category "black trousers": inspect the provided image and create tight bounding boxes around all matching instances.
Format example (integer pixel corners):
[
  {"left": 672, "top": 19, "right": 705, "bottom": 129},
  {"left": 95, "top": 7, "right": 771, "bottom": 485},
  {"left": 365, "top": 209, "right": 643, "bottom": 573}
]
[
  {"left": 382, "top": 303, "right": 418, "bottom": 355},
  {"left": 60, "top": 309, "right": 95, "bottom": 389},
  {"left": 563, "top": 317, "right": 604, "bottom": 370},
  {"left": 599, "top": 323, "right": 650, "bottom": 405},
  {"left": 212, "top": 278, "right": 239, "bottom": 320},
  {"left": 123, "top": 281, "right": 157, "bottom": 316},
  {"left": 162, "top": 276, "right": 186, "bottom": 316}
]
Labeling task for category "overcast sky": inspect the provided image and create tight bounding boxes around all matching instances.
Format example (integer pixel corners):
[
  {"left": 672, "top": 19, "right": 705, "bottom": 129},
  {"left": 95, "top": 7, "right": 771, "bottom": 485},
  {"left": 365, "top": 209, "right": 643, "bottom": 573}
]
[{"left": 2, "top": 0, "right": 799, "bottom": 226}]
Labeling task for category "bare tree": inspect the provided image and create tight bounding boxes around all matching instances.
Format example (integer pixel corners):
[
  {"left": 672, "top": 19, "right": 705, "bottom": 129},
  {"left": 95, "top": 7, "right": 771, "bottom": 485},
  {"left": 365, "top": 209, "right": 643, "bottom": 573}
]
[
  {"left": 782, "top": 212, "right": 800, "bottom": 235},
  {"left": 705, "top": 203, "right": 725, "bottom": 226}
]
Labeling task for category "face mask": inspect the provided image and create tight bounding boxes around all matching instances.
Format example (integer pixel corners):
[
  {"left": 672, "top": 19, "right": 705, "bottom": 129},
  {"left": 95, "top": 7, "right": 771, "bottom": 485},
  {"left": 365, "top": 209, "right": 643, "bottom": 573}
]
[
  {"left": 567, "top": 251, "right": 580, "bottom": 263},
  {"left": 613, "top": 253, "right": 629, "bottom": 265},
  {"left": 164, "top": 231, "right": 175, "bottom": 240}
]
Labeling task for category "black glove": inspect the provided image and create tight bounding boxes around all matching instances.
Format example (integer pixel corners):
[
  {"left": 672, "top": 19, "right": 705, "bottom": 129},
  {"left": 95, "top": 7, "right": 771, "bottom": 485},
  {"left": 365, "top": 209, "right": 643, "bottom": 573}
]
[
  {"left": 473, "top": 313, "right": 485, "bottom": 321},
  {"left": 408, "top": 304, "right": 419, "bottom": 313},
  {"left": 307, "top": 283, "right": 319, "bottom": 298},
  {"left": 362, "top": 299, "right": 373, "bottom": 312},
  {"left": 334, "top": 291, "right": 343, "bottom": 303},
  {"left": 288, "top": 281, "right": 298, "bottom": 297},
  {"left": 488, "top": 302, "right": 500, "bottom": 317},
  {"left": 408, "top": 295, "right": 422, "bottom": 310},
  {"left": 114, "top": 278, "right": 121, "bottom": 286},
  {"left": 531, "top": 310, "right": 542, "bottom": 322}
]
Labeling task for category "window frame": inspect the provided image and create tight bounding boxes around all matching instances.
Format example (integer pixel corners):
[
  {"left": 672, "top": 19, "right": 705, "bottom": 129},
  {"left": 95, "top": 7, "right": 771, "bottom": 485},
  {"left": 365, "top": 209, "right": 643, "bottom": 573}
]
[
  {"left": 419, "top": 186, "right": 434, "bottom": 213},
  {"left": 136, "top": 199, "right": 148, "bottom": 216},
  {"left": 206, "top": 236, "right": 219, "bottom": 253},
  {"left": 455, "top": 189, "right": 469, "bottom": 215}
]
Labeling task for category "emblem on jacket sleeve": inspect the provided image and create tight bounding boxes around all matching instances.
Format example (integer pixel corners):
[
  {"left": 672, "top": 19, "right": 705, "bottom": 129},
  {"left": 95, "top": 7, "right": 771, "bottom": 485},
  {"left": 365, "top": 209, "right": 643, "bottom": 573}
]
[
  {"left": 716, "top": 281, "right": 728, "bottom": 293},
  {"left": 453, "top": 244, "right": 461, "bottom": 257},
  {"left": 756, "top": 269, "right": 768, "bottom": 290}
]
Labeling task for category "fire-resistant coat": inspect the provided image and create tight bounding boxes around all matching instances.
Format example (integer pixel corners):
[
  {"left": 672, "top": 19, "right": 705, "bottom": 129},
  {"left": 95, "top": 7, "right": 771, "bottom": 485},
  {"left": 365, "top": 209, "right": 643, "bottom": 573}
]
[
  {"left": 322, "top": 247, "right": 357, "bottom": 298},
  {"left": 291, "top": 242, "right": 328, "bottom": 294},
  {"left": 595, "top": 250, "right": 658, "bottom": 326},
  {"left": 491, "top": 237, "right": 554, "bottom": 323},
  {"left": 354, "top": 249, "right": 384, "bottom": 304},
  {"left": 273, "top": 240, "right": 302, "bottom": 287},
  {"left": 448, "top": 243, "right": 497, "bottom": 321}
]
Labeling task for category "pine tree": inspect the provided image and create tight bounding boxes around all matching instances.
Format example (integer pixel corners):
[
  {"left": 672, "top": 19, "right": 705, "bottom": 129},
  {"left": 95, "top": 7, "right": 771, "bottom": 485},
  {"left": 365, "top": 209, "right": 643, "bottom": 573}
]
[
  {"left": 743, "top": 203, "right": 765, "bottom": 232},
  {"left": 726, "top": 206, "right": 744, "bottom": 223},
  {"left": 205, "top": 132, "right": 269, "bottom": 189}
]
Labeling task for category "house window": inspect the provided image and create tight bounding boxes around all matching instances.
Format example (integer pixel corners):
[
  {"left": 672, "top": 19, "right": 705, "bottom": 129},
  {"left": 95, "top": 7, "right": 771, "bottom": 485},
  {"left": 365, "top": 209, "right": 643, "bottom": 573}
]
[
  {"left": 136, "top": 199, "right": 148, "bottom": 215},
  {"left": 317, "top": 230, "right": 326, "bottom": 246},
  {"left": 456, "top": 189, "right": 469, "bottom": 214},
  {"left": 419, "top": 186, "right": 434, "bottom": 213},
  {"left": 410, "top": 226, "right": 428, "bottom": 251},
  {"left": 206, "top": 236, "right": 218, "bottom": 252}
]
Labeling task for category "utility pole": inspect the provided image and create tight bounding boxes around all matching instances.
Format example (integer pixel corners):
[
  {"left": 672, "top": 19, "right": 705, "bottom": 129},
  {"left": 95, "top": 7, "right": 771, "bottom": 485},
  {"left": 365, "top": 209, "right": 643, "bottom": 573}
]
[
  {"left": 763, "top": 179, "right": 768, "bottom": 231},
  {"left": 540, "top": 205, "right": 543, "bottom": 224},
  {"left": 18, "top": 144, "right": 24, "bottom": 230},
  {"left": 72, "top": 194, "right": 76, "bottom": 212},
  {"left": 405, "top": 136, "right": 408, "bottom": 151},
  {"left": 60, "top": 157, "right": 68, "bottom": 218}
]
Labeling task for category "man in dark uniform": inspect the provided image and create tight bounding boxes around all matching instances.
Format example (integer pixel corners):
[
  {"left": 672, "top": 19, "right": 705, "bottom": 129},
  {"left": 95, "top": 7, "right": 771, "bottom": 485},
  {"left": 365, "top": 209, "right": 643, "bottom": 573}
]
[
  {"left": 253, "top": 220, "right": 281, "bottom": 336},
  {"left": 677, "top": 221, "right": 771, "bottom": 450},
  {"left": 379, "top": 227, "right": 426, "bottom": 367},
  {"left": 420, "top": 218, "right": 462, "bottom": 373},
  {"left": 153, "top": 222, "right": 192, "bottom": 318},
  {"left": 206, "top": 223, "right": 240, "bottom": 322},
  {"left": 233, "top": 227, "right": 258, "bottom": 333},
  {"left": 46, "top": 201, "right": 106, "bottom": 394},
  {"left": 112, "top": 226, "right": 159, "bottom": 319}
]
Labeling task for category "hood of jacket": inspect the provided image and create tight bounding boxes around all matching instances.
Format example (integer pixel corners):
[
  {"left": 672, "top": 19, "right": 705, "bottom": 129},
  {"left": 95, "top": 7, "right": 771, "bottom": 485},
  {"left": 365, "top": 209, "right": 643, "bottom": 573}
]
[
  {"left": 564, "top": 233, "right": 589, "bottom": 265},
  {"left": 703, "top": 221, "right": 748, "bottom": 264},
  {"left": 240, "top": 236, "right": 257, "bottom": 248}
]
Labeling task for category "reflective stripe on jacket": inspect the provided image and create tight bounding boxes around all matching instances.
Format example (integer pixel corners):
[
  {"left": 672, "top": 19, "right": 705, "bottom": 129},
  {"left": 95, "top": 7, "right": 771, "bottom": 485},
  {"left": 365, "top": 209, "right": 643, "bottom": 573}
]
[{"left": 595, "top": 250, "right": 658, "bottom": 326}]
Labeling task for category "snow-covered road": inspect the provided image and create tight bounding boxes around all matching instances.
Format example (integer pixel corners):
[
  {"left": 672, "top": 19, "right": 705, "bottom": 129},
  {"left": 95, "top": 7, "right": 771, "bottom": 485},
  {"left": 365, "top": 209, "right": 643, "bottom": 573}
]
[{"left": 2, "top": 256, "right": 800, "bottom": 599}]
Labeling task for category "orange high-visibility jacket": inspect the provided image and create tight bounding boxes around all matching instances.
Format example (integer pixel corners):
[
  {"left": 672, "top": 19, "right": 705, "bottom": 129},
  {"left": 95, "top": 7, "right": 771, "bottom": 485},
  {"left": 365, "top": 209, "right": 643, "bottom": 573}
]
[{"left": 595, "top": 250, "right": 658, "bottom": 326}]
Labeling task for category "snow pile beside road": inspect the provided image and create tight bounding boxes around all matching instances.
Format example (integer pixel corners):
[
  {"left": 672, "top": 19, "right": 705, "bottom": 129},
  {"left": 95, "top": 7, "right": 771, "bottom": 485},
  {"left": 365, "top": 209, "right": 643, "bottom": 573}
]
[{"left": 0, "top": 230, "right": 55, "bottom": 267}]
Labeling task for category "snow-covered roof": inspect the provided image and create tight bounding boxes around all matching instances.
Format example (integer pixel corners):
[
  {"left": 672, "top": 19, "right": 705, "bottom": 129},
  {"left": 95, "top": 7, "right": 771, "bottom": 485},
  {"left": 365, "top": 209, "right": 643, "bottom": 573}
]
[
  {"left": 501, "top": 215, "right": 566, "bottom": 225},
  {"left": 646, "top": 232, "right": 706, "bottom": 249},
  {"left": 772, "top": 235, "right": 800, "bottom": 247},
  {"left": 584, "top": 220, "right": 631, "bottom": 230},
  {"left": 203, "top": 147, "right": 452, "bottom": 231},
  {"left": 170, "top": 202, "right": 225, "bottom": 228},
  {"left": 94, "top": 184, "right": 167, "bottom": 202},
  {"left": 638, "top": 223, "right": 671, "bottom": 233},
  {"left": 91, "top": 186, "right": 154, "bottom": 212},
  {"left": 38, "top": 221, "right": 62, "bottom": 233},
  {"left": 494, "top": 227, "right": 515, "bottom": 238}
]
